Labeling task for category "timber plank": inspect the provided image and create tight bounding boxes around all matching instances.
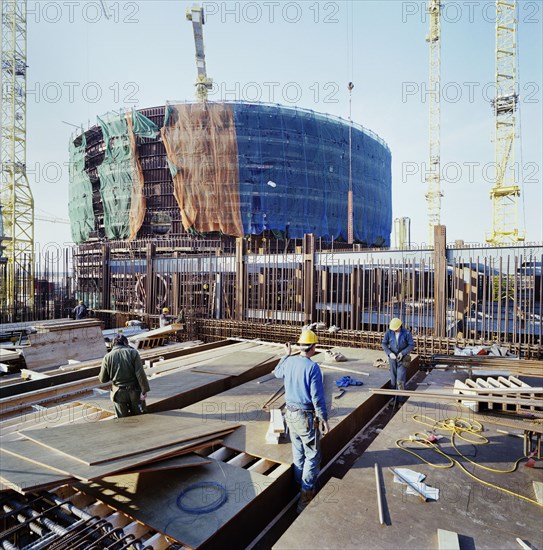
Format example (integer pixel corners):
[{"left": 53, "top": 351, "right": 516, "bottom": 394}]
[
  {"left": 0, "top": 349, "right": 21, "bottom": 363},
  {"left": 145, "top": 341, "right": 262, "bottom": 376},
  {"left": 128, "top": 323, "right": 183, "bottom": 341},
  {"left": 20, "top": 411, "right": 239, "bottom": 465}
]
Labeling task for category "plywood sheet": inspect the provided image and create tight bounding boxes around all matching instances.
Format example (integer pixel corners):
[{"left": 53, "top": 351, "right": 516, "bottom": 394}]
[
  {"left": 75, "top": 460, "right": 270, "bottom": 548},
  {"left": 182, "top": 347, "right": 389, "bottom": 463},
  {"left": 146, "top": 341, "right": 261, "bottom": 376},
  {"left": 191, "top": 350, "right": 276, "bottom": 376},
  {"left": 77, "top": 346, "right": 280, "bottom": 415},
  {"left": 20, "top": 411, "right": 239, "bottom": 465},
  {"left": 77, "top": 369, "right": 230, "bottom": 415},
  {"left": 2, "top": 432, "right": 233, "bottom": 484},
  {"left": 121, "top": 453, "right": 211, "bottom": 474},
  {"left": 0, "top": 448, "right": 75, "bottom": 493}
]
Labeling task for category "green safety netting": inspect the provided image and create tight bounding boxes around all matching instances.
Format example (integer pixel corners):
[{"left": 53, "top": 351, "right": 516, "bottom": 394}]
[
  {"left": 97, "top": 110, "right": 158, "bottom": 240},
  {"left": 68, "top": 132, "right": 95, "bottom": 244}
]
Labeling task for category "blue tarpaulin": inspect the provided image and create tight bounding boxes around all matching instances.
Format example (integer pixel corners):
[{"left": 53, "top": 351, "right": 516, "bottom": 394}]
[{"left": 233, "top": 103, "right": 392, "bottom": 245}]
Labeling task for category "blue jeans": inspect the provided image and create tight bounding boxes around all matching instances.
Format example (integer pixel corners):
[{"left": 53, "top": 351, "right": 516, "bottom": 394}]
[
  {"left": 389, "top": 358, "right": 407, "bottom": 402},
  {"left": 285, "top": 409, "right": 321, "bottom": 491}
]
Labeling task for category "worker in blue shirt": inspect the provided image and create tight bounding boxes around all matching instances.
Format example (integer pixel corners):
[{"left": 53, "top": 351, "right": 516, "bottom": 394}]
[
  {"left": 274, "top": 329, "right": 330, "bottom": 513},
  {"left": 382, "top": 317, "right": 415, "bottom": 405}
]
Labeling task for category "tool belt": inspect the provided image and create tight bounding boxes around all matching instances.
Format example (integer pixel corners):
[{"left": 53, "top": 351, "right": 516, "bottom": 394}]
[{"left": 286, "top": 404, "right": 314, "bottom": 414}]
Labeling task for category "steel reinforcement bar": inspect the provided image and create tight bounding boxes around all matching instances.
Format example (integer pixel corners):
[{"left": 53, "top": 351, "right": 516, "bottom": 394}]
[{"left": 194, "top": 319, "right": 542, "bottom": 362}]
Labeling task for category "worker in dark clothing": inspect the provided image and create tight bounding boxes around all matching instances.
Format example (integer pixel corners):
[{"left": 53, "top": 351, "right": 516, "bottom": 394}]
[
  {"left": 99, "top": 334, "right": 150, "bottom": 418},
  {"left": 274, "top": 329, "right": 330, "bottom": 513},
  {"left": 73, "top": 300, "right": 88, "bottom": 320},
  {"left": 382, "top": 317, "right": 415, "bottom": 406}
]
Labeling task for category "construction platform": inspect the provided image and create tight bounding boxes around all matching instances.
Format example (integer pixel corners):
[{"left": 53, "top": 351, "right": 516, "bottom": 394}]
[
  {"left": 1, "top": 342, "right": 415, "bottom": 548},
  {"left": 274, "top": 369, "right": 543, "bottom": 550},
  {"left": 69, "top": 346, "right": 401, "bottom": 548},
  {"left": 3, "top": 339, "right": 540, "bottom": 548}
]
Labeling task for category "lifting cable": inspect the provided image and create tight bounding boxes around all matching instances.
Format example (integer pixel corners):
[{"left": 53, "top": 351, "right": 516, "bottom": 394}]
[{"left": 395, "top": 415, "right": 543, "bottom": 507}]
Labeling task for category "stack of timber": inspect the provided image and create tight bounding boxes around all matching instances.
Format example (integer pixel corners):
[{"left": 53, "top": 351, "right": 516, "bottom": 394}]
[
  {"left": 276, "top": 368, "right": 543, "bottom": 550},
  {"left": 0, "top": 411, "right": 237, "bottom": 494},
  {"left": 19, "top": 318, "right": 107, "bottom": 371},
  {"left": 128, "top": 323, "right": 184, "bottom": 349},
  {"left": 0, "top": 348, "right": 24, "bottom": 374},
  {"left": 431, "top": 354, "right": 543, "bottom": 377}
]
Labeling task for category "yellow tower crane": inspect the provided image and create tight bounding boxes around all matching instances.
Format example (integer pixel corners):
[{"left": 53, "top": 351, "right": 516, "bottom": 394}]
[
  {"left": 0, "top": 0, "right": 34, "bottom": 319},
  {"left": 486, "top": 0, "right": 524, "bottom": 244},
  {"left": 186, "top": 4, "right": 213, "bottom": 102},
  {"left": 425, "top": 0, "right": 442, "bottom": 247}
]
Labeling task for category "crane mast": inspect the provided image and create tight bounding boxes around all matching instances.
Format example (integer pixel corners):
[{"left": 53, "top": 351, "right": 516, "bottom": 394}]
[
  {"left": 186, "top": 4, "right": 213, "bottom": 102},
  {"left": 425, "top": 0, "right": 442, "bottom": 246},
  {"left": 0, "top": 0, "right": 34, "bottom": 318},
  {"left": 487, "top": 0, "right": 524, "bottom": 244}
]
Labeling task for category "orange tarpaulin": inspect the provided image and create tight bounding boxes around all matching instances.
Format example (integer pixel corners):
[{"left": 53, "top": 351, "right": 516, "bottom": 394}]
[
  {"left": 126, "top": 112, "right": 146, "bottom": 241},
  {"left": 161, "top": 103, "right": 243, "bottom": 237}
]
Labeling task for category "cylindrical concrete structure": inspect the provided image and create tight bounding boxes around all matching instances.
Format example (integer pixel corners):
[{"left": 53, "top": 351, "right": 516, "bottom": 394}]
[{"left": 69, "top": 102, "right": 391, "bottom": 247}]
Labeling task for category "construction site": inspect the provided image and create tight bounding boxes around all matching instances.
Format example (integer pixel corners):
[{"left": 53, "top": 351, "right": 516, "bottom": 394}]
[{"left": 0, "top": 0, "right": 542, "bottom": 549}]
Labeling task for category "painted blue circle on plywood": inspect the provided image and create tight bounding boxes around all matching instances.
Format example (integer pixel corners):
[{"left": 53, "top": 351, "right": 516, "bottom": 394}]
[{"left": 176, "top": 481, "right": 228, "bottom": 514}]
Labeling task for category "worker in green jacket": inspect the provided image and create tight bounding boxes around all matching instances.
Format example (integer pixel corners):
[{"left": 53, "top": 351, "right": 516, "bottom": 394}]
[{"left": 99, "top": 334, "right": 150, "bottom": 418}]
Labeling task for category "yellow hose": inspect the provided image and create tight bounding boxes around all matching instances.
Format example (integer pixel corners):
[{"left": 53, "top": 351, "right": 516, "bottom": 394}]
[{"left": 395, "top": 415, "right": 543, "bottom": 507}]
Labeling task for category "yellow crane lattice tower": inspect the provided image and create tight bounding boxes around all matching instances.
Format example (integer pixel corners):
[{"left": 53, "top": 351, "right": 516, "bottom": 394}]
[
  {"left": 487, "top": 0, "right": 524, "bottom": 244},
  {"left": 0, "top": 0, "right": 34, "bottom": 316},
  {"left": 425, "top": 0, "right": 442, "bottom": 246}
]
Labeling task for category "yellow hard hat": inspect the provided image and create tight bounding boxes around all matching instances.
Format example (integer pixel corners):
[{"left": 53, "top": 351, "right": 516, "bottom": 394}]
[
  {"left": 389, "top": 318, "right": 402, "bottom": 331},
  {"left": 162, "top": 307, "right": 169, "bottom": 313},
  {"left": 298, "top": 329, "right": 318, "bottom": 345}
]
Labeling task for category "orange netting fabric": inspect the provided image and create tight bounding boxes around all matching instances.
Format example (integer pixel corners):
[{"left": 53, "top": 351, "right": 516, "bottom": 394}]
[
  {"left": 126, "top": 112, "right": 146, "bottom": 241},
  {"left": 161, "top": 102, "right": 243, "bottom": 237}
]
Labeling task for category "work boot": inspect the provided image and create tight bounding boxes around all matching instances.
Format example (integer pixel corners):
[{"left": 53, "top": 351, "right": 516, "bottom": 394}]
[{"left": 296, "top": 489, "right": 315, "bottom": 514}]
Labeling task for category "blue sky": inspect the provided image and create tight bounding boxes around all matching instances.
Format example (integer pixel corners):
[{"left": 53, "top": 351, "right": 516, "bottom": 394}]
[{"left": 26, "top": 0, "right": 542, "bottom": 250}]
